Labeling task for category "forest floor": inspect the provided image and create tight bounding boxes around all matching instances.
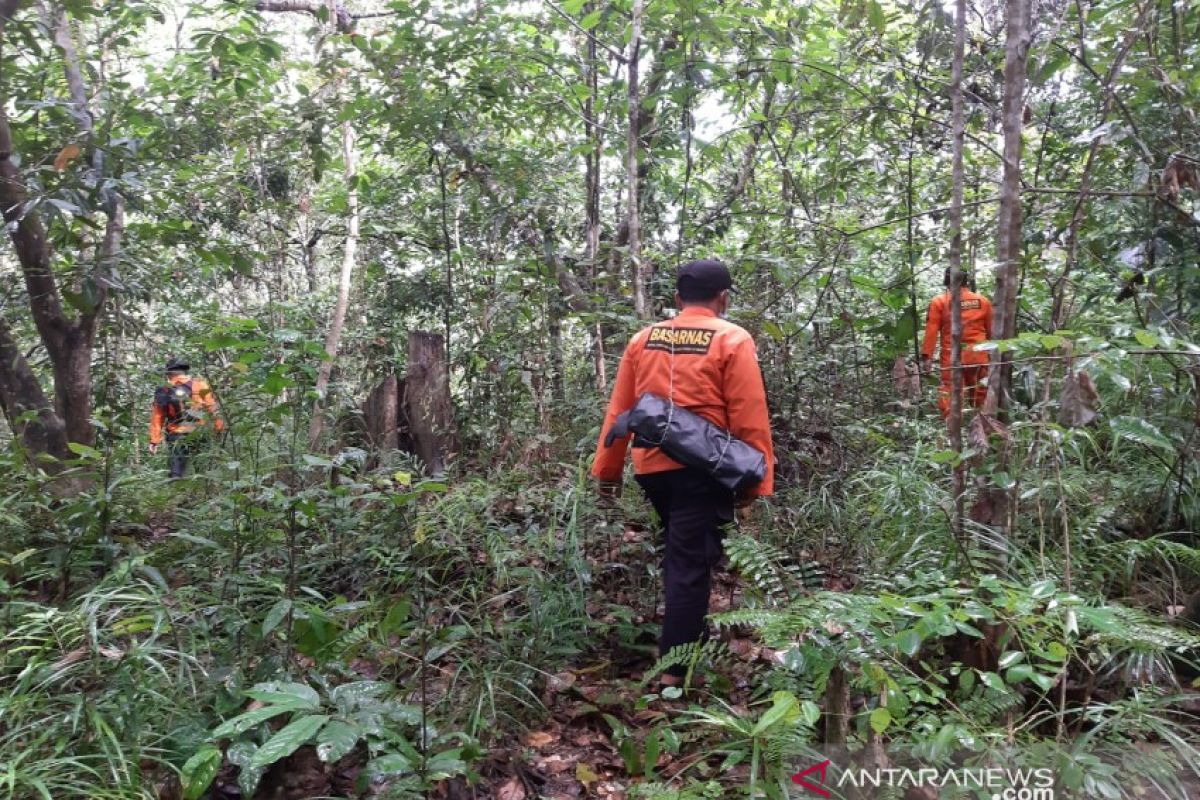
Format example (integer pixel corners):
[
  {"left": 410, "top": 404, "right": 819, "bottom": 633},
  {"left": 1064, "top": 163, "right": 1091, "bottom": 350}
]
[{"left": 192, "top": 511, "right": 792, "bottom": 800}]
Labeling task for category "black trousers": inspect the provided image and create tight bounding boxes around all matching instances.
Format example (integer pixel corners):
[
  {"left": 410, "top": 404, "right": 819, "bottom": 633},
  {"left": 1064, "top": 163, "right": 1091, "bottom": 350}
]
[
  {"left": 636, "top": 467, "right": 734, "bottom": 677},
  {"left": 166, "top": 433, "right": 195, "bottom": 478}
]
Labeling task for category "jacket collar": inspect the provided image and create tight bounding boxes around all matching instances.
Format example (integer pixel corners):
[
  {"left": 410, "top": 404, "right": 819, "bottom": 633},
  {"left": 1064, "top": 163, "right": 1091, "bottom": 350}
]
[{"left": 675, "top": 306, "right": 718, "bottom": 320}]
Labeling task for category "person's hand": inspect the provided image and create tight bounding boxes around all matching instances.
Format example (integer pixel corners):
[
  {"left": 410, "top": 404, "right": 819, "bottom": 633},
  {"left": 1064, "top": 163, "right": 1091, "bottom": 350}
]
[{"left": 148, "top": 443, "right": 159, "bottom": 455}]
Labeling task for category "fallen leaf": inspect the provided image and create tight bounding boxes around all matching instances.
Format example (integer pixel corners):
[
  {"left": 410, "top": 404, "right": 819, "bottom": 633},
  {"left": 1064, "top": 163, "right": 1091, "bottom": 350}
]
[
  {"left": 525, "top": 730, "right": 559, "bottom": 748},
  {"left": 536, "top": 754, "right": 572, "bottom": 775},
  {"left": 548, "top": 671, "right": 577, "bottom": 693},
  {"left": 1058, "top": 371, "right": 1100, "bottom": 428},
  {"left": 496, "top": 777, "right": 527, "bottom": 800},
  {"left": 576, "top": 762, "right": 600, "bottom": 789},
  {"left": 53, "top": 143, "right": 81, "bottom": 172}
]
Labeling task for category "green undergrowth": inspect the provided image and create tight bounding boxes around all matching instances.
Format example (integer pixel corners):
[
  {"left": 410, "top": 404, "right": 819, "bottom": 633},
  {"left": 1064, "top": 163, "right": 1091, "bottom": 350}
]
[{"left": 1, "top": 411, "right": 1198, "bottom": 798}]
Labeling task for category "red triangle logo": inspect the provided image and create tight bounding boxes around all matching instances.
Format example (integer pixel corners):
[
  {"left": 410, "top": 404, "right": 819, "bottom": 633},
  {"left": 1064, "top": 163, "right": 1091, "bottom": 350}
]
[{"left": 791, "top": 759, "right": 831, "bottom": 797}]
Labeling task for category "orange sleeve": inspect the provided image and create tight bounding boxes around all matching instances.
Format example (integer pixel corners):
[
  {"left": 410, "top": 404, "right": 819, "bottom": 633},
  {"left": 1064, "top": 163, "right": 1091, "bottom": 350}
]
[
  {"left": 921, "top": 296, "right": 943, "bottom": 359},
  {"left": 723, "top": 336, "right": 774, "bottom": 497},
  {"left": 197, "top": 380, "right": 225, "bottom": 432},
  {"left": 591, "top": 335, "right": 642, "bottom": 482},
  {"left": 149, "top": 401, "right": 165, "bottom": 445}
]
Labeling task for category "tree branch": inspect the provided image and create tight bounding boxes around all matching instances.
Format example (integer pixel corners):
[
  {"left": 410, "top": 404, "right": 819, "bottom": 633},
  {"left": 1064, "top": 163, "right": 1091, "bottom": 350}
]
[
  {"left": 255, "top": 0, "right": 352, "bottom": 32},
  {"left": 0, "top": 0, "right": 26, "bottom": 27}
]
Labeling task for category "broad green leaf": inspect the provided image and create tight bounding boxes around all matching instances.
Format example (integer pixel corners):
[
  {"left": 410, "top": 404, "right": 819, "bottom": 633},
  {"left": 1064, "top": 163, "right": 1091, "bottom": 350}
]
[
  {"left": 562, "top": 0, "right": 586, "bottom": 12},
  {"left": 751, "top": 691, "right": 799, "bottom": 736},
  {"left": 580, "top": 9, "right": 602, "bottom": 28},
  {"left": 800, "top": 700, "right": 820, "bottom": 726},
  {"left": 181, "top": 746, "right": 221, "bottom": 800},
  {"left": 249, "top": 714, "right": 329, "bottom": 769},
  {"left": 226, "top": 742, "right": 265, "bottom": 798},
  {"left": 1133, "top": 329, "right": 1159, "bottom": 347},
  {"left": 866, "top": 0, "right": 885, "bottom": 31},
  {"left": 66, "top": 442, "right": 101, "bottom": 459},
  {"left": 868, "top": 706, "right": 892, "bottom": 734},
  {"left": 262, "top": 599, "right": 292, "bottom": 636},
  {"left": 978, "top": 671, "right": 1005, "bottom": 692},
  {"left": 367, "top": 753, "right": 415, "bottom": 778},
  {"left": 212, "top": 704, "right": 298, "bottom": 739},
  {"left": 316, "top": 719, "right": 361, "bottom": 763},
  {"left": 330, "top": 681, "right": 391, "bottom": 714},
  {"left": 1029, "top": 672, "right": 1058, "bottom": 691},
  {"left": 1110, "top": 417, "right": 1174, "bottom": 452},
  {"left": 998, "top": 651, "right": 1025, "bottom": 669},
  {"left": 896, "top": 629, "right": 922, "bottom": 657},
  {"left": 244, "top": 681, "right": 320, "bottom": 710},
  {"left": 1005, "top": 664, "right": 1034, "bottom": 684},
  {"left": 1044, "top": 641, "right": 1069, "bottom": 662}
]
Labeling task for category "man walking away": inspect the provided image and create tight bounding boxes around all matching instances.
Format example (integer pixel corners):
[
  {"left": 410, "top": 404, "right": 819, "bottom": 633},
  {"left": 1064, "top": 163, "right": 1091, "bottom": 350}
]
[
  {"left": 592, "top": 259, "right": 775, "bottom": 689},
  {"left": 921, "top": 269, "right": 994, "bottom": 419},
  {"left": 149, "top": 357, "right": 224, "bottom": 478}
]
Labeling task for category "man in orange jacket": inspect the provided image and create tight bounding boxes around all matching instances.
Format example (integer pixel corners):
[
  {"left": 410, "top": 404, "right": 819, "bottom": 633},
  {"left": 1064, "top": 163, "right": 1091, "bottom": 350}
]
[
  {"left": 149, "top": 357, "right": 224, "bottom": 478},
  {"left": 921, "top": 269, "right": 994, "bottom": 418},
  {"left": 593, "top": 259, "right": 774, "bottom": 688}
]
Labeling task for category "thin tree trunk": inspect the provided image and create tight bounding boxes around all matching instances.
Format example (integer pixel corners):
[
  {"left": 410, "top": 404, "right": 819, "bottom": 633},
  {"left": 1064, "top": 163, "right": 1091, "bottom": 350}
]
[
  {"left": 626, "top": 0, "right": 648, "bottom": 320},
  {"left": 948, "top": 0, "right": 967, "bottom": 542},
  {"left": 972, "top": 0, "right": 1032, "bottom": 532},
  {"left": 308, "top": 119, "right": 358, "bottom": 449},
  {"left": 985, "top": 0, "right": 1032, "bottom": 416},
  {"left": 584, "top": 6, "right": 606, "bottom": 392}
]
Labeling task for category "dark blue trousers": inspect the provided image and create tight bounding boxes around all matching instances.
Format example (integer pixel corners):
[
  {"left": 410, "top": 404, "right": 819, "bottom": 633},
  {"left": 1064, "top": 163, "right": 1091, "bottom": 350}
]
[{"left": 636, "top": 467, "right": 734, "bottom": 677}]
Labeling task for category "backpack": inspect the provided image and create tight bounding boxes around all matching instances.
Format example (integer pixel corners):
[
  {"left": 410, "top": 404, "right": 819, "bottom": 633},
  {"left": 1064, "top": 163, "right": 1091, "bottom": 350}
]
[{"left": 154, "top": 381, "right": 193, "bottom": 422}]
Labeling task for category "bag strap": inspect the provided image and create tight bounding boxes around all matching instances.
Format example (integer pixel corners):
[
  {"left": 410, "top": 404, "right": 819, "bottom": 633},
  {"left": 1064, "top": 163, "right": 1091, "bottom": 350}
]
[{"left": 657, "top": 316, "right": 734, "bottom": 477}]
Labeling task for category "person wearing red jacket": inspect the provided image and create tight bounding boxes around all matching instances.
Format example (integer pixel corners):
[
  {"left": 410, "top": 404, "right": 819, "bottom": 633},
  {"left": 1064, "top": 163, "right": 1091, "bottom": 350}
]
[
  {"left": 149, "top": 357, "right": 224, "bottom": 478},
  {"left": 921, "top": 269, "right": 994, "bottom": 418},
  {"left": 593, "top": 259, "right": 774, "bottom": 688}
]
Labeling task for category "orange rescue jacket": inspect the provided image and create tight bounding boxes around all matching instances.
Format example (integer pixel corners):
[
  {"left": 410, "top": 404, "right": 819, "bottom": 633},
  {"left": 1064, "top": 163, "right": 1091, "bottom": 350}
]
[
  {"left": 921, "top": 289, "right": 994, "bottom": 365},
  {"left": 149, "top": 374, "right": 224, "bottom": 445},
  {"left": 592, "top": 306, "right": 775, "bottom": 497}
]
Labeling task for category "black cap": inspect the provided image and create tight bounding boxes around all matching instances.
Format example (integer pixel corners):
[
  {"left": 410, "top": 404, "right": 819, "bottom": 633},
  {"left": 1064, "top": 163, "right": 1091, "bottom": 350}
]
[
  {"left": 165, "top": 357, "right": 190, "bottom": 372},
  {"left": 677, "top": 259, "right": 732, "bottom": 301}
]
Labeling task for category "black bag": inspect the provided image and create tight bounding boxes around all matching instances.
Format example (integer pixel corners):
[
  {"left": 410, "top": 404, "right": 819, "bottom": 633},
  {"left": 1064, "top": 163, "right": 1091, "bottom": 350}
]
[
  {"left": 154, "top": 381, "right": 193, "bottom": 422},
  {"left": 605, "top": 392, "right": 766, "bottom": 493}
]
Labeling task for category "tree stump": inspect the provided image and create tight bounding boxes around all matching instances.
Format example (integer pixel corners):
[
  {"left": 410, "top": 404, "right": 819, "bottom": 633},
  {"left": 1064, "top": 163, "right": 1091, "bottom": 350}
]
[
  {"left": 404, "top": 331, "right": 455, "bottom": 476},
  {"left": 364, "top": 374, "right": 400, "bottom": 452}
]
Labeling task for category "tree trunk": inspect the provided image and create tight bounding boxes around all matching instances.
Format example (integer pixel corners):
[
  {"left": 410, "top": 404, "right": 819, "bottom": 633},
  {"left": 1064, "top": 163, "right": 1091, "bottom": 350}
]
[
  {"left": 985, "top": 0, "right": 1032, "bottom": 416},
  {"left": 308, "top": 119, "right": 359, "bottom": 450},
  {"left": 974, "top": 0, "right": 1032, "bottom": 531},
  {"left": 0, "top": 6, "right": 117, "bottom": 464},
  {"left": 626, "top": 0, "right": 648, "bottom": 320},
  {"left": 584, "top": 4, "right": 606, "bottom": 393},
  {"left": 948, "top": 0, "right": 967, "bottom": 542},
  {"left": 364, "top": 374, "right": 400, "bottom": 452},
  {"left": 824, "top": 665, "right": 850, "bottom": 748},
  {"left": 0, "top": 319, "right": 72, "bottom": 462},
  {"left": 404, "top": 331, "right": 455, "bottom": 477}
]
